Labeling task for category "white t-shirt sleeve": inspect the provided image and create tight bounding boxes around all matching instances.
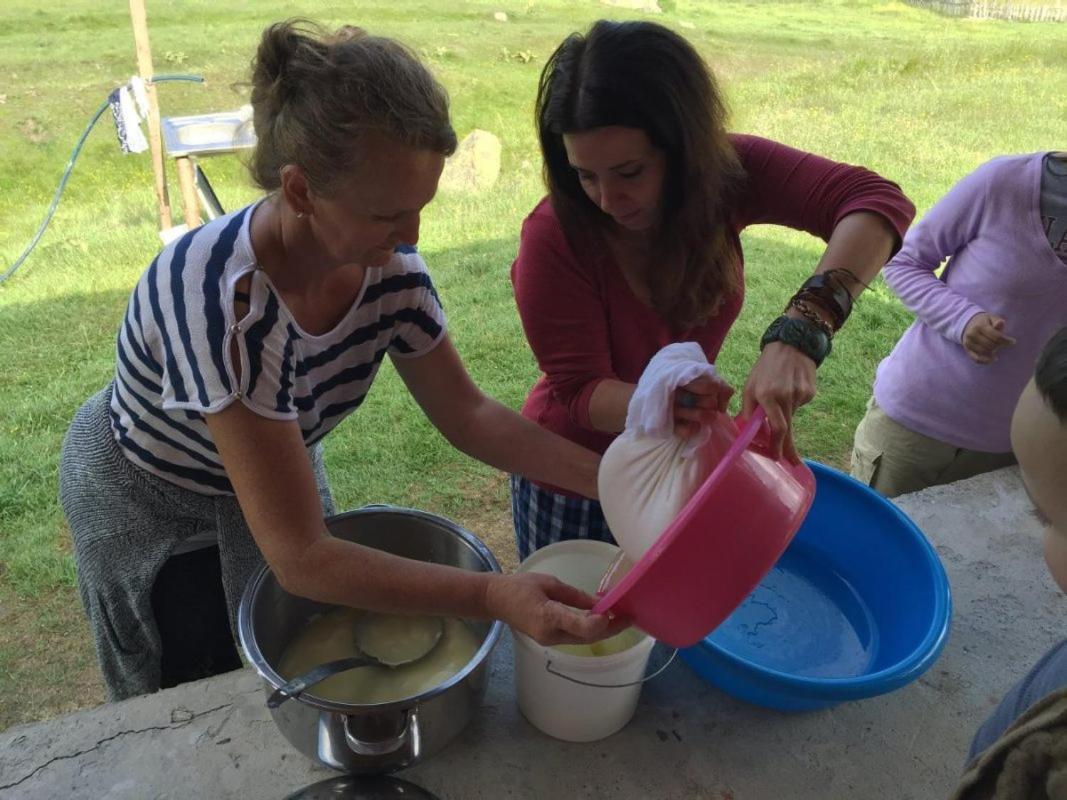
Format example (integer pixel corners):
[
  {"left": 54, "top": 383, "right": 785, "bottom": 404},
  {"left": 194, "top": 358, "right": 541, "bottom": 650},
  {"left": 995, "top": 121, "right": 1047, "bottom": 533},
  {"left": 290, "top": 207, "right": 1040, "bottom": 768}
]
[{"left": 384, "top": 250, "right": 448, "bottom": 359}]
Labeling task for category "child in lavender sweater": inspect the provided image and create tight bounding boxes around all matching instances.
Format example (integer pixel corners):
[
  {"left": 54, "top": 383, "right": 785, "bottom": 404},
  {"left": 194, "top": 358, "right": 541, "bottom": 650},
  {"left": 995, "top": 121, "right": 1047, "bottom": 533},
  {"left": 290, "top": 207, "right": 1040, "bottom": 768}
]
[{"left": 852, "top": 152, "right": 1067, "bottom": 497}]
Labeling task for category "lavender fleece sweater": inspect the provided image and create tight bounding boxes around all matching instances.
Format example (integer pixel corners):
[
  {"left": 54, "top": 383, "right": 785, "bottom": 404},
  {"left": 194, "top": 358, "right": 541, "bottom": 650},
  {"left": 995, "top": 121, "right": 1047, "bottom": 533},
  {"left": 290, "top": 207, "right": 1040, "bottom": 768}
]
[{"left": 874, "top": 153, "right": 1067, "bottom": 453}]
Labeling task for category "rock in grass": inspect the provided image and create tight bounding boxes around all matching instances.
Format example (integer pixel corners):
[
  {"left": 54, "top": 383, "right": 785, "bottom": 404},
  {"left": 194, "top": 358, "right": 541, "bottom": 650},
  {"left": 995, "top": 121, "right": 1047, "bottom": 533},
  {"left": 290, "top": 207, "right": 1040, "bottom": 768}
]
[
  {"left": 600, "top": 0, "right": 662, "bottom": 12},
  {"left": 440, "top": 130, "right": 502, "bottom": 193}
]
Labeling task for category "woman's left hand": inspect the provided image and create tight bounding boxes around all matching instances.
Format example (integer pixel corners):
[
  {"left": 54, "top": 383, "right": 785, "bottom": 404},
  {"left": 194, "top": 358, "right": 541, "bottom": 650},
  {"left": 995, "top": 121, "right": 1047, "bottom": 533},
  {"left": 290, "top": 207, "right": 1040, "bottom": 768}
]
[{"left": 741, "top": 342, "right": 817, "bottom": 463}]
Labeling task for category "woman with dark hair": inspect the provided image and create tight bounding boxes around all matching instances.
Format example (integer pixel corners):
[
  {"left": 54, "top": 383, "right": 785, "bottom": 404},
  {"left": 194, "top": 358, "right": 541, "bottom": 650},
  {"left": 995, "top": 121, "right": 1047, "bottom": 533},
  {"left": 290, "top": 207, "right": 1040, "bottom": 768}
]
[
  {"left": 59, "top": 19, "right": 617, "bottom": 701},
  {"left": 510, "top": 20, "right": 915, "bottom": 559}
]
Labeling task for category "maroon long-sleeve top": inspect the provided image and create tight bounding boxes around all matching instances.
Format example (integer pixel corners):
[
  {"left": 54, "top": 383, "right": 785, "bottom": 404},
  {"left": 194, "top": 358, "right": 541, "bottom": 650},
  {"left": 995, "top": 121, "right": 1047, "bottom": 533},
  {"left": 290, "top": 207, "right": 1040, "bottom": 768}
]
[{"left": 511, "top": 134, "right": 915, "bottom": 495}]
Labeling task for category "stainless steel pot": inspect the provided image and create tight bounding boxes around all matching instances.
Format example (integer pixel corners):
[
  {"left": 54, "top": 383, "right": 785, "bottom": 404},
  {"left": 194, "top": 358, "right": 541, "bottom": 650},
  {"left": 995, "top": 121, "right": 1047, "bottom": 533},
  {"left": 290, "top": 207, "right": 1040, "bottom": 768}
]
[{"left": 237, "top": 506, "right": 503, "bottom": 774}]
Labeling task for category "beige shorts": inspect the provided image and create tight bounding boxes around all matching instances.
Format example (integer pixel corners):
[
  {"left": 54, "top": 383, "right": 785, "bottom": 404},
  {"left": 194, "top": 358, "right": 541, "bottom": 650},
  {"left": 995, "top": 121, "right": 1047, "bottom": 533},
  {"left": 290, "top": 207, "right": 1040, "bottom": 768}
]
[{"left": 850, "top": 397, "right": 1016, "bottom": 498}]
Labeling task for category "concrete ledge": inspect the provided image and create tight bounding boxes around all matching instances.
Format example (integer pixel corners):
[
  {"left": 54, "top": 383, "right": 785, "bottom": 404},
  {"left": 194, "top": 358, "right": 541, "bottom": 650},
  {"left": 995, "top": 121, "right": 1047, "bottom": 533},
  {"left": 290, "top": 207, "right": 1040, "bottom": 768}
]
[{"left": 1, "top": 467, "right": 1061, "bottom": 799}]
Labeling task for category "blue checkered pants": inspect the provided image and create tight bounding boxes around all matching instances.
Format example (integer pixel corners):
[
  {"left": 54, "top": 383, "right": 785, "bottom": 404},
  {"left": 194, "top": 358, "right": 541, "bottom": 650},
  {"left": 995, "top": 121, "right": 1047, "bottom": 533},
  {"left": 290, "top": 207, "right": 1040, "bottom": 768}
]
[{"left": 509, "top": 474, "right": 616, "bottom": 562}]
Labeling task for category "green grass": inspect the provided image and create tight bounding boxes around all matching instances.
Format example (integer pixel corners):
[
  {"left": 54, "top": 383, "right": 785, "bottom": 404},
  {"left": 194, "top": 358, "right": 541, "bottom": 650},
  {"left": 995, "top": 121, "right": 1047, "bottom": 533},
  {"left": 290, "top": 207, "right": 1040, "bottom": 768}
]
[{"left": 1, "top": 0, "right": 1065, "bottom": 727}]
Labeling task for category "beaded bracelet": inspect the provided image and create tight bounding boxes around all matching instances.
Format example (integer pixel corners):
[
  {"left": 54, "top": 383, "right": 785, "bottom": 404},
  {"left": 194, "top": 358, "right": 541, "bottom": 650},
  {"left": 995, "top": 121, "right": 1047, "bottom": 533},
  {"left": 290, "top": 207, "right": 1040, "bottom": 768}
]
[{"left": 786, "top": 297, "right": 836, "bottom": 339}]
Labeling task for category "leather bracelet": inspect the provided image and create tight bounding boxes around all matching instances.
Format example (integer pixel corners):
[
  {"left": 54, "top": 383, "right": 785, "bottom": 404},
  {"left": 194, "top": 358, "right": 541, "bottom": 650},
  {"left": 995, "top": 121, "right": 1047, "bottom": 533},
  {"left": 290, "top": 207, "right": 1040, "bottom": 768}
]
[
  {"left": 799, "top": 277, "right": 851, "bottom": 324},
  {"left": 825, "top": 267, "right": 869, "bottom": 291},
  {"left": 785, "top": 269, "right": 867, "bottom": 333},
  {"left": 760, "top": 315, "right": 832, "bottom": 367},
  {"left": 794, "top": 269, "right": 866, "bottom": 327},
  {"left": 791, "top": 288, "right": 846, "bottom": 330}
]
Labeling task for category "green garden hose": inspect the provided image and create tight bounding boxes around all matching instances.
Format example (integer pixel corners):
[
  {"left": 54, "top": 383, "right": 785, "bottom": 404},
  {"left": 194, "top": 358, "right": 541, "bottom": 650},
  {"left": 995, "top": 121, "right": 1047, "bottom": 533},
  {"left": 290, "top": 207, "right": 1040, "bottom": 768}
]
[{"left": 0, "top": 74, "right": 205, "bottom": 285}]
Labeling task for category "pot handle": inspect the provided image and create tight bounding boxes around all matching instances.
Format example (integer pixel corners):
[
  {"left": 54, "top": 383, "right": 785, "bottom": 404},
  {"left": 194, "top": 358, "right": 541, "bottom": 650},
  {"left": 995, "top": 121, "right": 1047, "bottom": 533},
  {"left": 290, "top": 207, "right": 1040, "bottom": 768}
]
[{"left": 343, "top": 708, "right": 419, "bottom": 758}]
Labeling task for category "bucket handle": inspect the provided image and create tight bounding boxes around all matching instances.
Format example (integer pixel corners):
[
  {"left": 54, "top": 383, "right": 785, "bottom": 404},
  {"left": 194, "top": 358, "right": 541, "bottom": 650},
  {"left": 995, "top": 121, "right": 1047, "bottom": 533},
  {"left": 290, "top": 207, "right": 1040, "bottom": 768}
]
[{"left": 545, "top": 647, "right": 677, "bottom": 688}]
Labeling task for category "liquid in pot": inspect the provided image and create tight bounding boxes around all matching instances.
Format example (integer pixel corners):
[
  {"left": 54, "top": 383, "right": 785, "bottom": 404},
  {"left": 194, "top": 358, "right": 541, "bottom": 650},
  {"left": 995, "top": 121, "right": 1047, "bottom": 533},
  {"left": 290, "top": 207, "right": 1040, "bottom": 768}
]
[{"left": 278, "top": 608, "right": 480, "bottom": 704}]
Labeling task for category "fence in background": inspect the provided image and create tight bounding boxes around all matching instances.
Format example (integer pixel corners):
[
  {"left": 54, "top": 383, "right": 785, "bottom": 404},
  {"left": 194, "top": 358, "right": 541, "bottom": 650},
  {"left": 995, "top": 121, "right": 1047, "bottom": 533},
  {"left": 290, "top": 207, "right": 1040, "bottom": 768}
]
[{"left": 905, "top": 0, "right": 1067, "bottom": 21}]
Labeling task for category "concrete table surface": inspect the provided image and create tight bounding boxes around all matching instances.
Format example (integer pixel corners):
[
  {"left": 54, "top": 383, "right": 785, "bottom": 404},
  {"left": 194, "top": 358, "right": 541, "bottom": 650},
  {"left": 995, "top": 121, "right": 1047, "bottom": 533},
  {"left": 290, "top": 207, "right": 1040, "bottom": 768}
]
[{"left": 1, "top": 467, "right": 1062, "bottom": 799}]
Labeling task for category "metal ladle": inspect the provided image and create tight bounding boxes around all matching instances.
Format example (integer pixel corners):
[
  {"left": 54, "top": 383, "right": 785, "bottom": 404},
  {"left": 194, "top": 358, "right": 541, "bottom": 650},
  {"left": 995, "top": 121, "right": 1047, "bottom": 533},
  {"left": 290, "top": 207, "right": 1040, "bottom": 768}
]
[{"left": 268, "top": 614, "right": 445, "bottom": 709}]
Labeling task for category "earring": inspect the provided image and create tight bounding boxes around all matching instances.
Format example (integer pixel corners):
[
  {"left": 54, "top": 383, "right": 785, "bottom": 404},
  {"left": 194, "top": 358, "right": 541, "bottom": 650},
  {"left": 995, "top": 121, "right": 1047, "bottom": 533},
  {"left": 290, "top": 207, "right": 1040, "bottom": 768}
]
[{"left": 296, "top": 211, "right": 307, "bottom": 219}]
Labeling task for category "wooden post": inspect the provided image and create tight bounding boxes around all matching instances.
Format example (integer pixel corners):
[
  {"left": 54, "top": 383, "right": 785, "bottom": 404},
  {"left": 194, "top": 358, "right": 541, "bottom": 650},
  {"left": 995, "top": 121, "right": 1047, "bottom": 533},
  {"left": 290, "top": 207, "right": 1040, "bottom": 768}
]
[
  {"left": 174, "top": 156, "right": 202, "bottom": 228},
  {"left": 129, "top": 0, "right": 173, "bottom": 231}
]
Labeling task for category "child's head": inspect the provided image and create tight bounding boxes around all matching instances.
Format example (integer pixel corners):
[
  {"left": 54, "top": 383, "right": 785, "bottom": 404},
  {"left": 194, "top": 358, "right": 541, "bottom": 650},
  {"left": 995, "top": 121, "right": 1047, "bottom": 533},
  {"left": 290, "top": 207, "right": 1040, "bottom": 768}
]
[{"left": 1011, "top": 327, "right": 1067, "bottom": 591}]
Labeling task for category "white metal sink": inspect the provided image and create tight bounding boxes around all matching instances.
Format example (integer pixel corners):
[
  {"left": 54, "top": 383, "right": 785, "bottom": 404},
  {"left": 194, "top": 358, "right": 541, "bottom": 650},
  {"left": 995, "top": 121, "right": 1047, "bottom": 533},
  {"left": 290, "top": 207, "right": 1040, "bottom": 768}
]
[{"left": 161, "top": 110, "right": 257, "bottom": 157}]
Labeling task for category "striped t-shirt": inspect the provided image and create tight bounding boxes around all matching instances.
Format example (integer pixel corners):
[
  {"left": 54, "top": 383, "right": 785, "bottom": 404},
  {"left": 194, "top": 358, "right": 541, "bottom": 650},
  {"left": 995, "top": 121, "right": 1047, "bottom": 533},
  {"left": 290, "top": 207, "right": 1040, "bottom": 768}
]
[{"left": 110, "top": 201, "right": 447, "bottom": 496}]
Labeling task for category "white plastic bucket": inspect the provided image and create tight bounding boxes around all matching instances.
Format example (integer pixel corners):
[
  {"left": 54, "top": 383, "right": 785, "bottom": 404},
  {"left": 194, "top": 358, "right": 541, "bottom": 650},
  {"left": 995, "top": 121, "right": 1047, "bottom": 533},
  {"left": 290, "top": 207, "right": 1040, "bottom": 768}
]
[{"left": 513, "top": 539, "right": 657, "bottom": 742}]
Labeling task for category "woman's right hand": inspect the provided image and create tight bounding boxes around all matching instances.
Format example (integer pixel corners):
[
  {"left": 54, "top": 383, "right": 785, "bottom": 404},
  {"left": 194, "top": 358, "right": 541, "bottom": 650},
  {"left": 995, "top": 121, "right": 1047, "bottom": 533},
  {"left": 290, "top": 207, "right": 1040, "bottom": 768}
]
[{"left": 484, "top": 572, "right": 627, "bottom": 645}]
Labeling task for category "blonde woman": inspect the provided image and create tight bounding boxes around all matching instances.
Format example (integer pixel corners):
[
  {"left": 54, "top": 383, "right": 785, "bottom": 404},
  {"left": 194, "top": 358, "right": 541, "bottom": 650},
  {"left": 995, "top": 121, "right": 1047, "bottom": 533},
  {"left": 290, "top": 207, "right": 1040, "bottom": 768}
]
[{"left": 60, "top": 20, "right": 615, "bottom": 700}]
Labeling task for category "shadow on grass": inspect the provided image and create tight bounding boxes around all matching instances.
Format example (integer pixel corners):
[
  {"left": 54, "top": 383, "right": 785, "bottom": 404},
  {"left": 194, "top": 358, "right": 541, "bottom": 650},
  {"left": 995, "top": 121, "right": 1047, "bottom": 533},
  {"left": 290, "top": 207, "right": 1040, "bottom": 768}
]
[
  {"left": 0, "top": 583, "right": 105, "bottom": 731},
  {"left": 0, "top": 286, "right": 127, "bottom": 590},
  {"left": 0, "top": 287, "right": 127, "bottom": 729}
]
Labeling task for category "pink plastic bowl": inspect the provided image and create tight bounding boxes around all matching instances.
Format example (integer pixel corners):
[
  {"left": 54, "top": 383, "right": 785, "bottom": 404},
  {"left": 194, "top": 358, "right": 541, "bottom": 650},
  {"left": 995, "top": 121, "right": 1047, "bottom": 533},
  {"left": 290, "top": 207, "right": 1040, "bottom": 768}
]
[{"left": 592, "top": 408, "right": 816, "bottom": 648}]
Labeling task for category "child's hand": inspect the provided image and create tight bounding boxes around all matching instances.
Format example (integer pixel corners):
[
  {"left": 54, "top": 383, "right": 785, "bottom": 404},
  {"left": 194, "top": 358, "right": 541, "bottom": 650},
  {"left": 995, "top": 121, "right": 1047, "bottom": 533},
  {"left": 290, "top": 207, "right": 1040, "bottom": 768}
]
[
  {"left": 963, "top": 313, "right": 1016, "bottom": 364},
  {"left": 674, "top": 374, "right": 735, "bottom": 437},
  {"left": 485, "top": 572, "right": 628, "bottom": 645}
]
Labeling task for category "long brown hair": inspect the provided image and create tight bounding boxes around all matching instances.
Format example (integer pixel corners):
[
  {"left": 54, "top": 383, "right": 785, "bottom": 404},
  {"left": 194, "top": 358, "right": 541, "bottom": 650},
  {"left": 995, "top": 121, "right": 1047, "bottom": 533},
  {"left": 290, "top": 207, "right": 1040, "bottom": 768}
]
[
  {"left": 248, "top": 19, "right": 457, "bottom": 196},
  {"left": 536, "top": 20, "right": 744, "bottom": 327}
]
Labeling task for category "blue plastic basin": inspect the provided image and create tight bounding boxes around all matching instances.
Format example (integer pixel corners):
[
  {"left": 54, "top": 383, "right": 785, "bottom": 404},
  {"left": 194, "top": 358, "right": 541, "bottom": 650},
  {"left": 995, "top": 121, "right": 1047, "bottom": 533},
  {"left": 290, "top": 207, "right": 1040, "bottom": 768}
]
[{"left": 679, "top": 462, "right": 952, "bottom": 711}]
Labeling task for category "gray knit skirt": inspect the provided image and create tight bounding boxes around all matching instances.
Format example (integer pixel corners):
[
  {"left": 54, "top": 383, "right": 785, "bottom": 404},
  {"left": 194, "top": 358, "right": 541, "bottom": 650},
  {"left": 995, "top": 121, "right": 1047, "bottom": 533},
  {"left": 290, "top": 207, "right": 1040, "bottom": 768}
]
[{"left": 59, "top": 384, "right": 335, "bottom": 700}]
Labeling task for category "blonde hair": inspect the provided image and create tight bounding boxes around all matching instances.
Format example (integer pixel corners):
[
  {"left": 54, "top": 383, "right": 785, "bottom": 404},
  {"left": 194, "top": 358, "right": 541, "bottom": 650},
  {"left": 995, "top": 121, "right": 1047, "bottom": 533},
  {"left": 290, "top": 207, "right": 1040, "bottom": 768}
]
[{"left": 248, "top": 19, "right": 457, "bottom": 195}]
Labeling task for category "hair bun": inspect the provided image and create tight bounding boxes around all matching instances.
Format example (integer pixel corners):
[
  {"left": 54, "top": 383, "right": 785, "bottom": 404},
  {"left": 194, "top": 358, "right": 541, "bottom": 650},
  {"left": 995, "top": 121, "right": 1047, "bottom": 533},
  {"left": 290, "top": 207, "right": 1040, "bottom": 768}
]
[
  {"left": 250, "top": 20, "right": 323, "bottom": 117},
  {"left": 327, "top": 25, "right": 368, "bottom": 45},
  {"left": 246, "top": 18, "right": 455, "bottom": 195}
]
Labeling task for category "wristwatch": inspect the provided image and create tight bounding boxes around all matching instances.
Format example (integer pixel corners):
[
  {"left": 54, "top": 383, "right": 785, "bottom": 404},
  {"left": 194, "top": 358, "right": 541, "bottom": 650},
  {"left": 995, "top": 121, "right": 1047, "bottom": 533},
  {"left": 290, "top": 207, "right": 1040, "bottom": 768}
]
[{"left": 760, "top": 315, "right": 832, "bottom": 367}]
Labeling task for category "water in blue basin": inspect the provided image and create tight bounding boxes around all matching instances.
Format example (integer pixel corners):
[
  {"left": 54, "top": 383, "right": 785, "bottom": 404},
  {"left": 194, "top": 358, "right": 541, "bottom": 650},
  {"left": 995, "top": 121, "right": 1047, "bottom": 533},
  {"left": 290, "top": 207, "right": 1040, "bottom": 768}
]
[{"left": 707, "top": 540, "right": 880, "bottom": 679}]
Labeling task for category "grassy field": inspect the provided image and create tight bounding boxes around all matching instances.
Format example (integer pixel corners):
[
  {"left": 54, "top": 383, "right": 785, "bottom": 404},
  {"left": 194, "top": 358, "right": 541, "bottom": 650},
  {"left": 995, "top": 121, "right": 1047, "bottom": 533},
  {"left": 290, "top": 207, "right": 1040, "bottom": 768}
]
[{"left": 1, "top": 0, "right": 1064, "bottom": 729}]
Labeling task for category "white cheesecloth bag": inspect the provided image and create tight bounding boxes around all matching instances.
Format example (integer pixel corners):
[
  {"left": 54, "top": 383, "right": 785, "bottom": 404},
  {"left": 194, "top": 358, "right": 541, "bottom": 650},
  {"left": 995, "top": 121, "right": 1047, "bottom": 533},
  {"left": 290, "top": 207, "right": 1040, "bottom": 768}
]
[{"left": 598, "top": 342, "right": 723, "bottom": 563}]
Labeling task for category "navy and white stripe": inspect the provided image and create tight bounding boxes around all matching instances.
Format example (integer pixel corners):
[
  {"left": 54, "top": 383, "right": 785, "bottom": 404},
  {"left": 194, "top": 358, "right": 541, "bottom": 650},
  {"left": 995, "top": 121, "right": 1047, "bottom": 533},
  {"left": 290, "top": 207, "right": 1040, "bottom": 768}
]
[
  {"left": 509, "top": 474, "right": 616, "bottom": 562},
  {"left": 110, "top": 201, "right": 447, "bottom": 496}
]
